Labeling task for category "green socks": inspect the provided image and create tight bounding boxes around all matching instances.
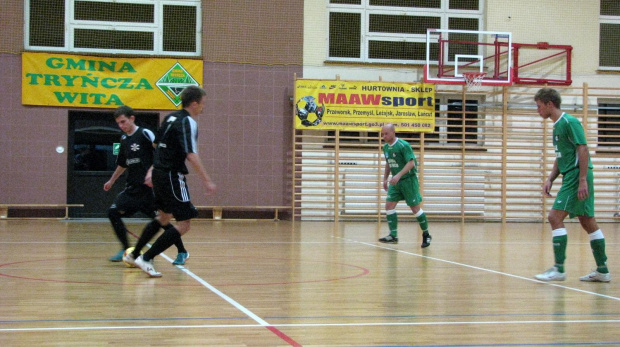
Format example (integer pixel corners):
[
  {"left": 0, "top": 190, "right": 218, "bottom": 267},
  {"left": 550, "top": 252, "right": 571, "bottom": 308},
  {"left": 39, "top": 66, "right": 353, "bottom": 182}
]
[
  {"left": 386, "top": 211, "right": 398, "bottom": 237},
  {"left": 589, "top": 230, "right": 609, "bottom": 273},
  {"left": 552, "top": 228, "right": 567, "bottom": 273}
]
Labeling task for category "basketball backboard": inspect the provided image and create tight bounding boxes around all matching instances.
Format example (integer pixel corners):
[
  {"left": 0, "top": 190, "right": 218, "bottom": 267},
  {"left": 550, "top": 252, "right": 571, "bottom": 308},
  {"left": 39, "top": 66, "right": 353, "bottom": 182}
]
[{"left": 424, "top": 29, "right": 513, "bottom": 86}]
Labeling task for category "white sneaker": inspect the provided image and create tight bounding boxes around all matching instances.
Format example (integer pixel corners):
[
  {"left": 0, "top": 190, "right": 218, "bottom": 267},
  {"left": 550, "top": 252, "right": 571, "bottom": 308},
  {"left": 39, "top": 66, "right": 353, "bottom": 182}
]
[
  {"left": 122, "top": 252, "right": 137, "bottom": 268},
  {"left": 579, "top": 270, "right": 611, "bottom": 282},
  {"left": 134, "top": 255, "right": 162, "bottom": 278},
  {"left": 535, "top": 266, "right": 566, "bottom": 281}
]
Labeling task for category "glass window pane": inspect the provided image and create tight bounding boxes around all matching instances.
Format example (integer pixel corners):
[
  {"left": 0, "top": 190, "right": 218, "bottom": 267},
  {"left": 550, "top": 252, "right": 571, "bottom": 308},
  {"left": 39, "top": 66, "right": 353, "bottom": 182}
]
[
  {"left": 369, "top": 40, "right": 427, "bottom": 60},
  {"left": 449, "top": 17, "right": 479, "bottom": 31},
  {"left": 74, "top": 29, "right": 154, "bottom": 50},
  {"left": 600, "top": 23, "right": 620, "bottom": 67},
  {"left": 601, "top": 0, "right": 620, "bottom": 16},
  {"left": 370, "top": 0, "right": 440, "bottom": 8},
  {"left": 449, "top": 0, "right": 479, "bottom": 11},
  {"left": 163, "top": 5, "right": 196, "bottom": 53},
  {"left": 329, "top": 12, "right": 361, "bottom": 58},
  {"left": 74, "top": 1, "right": 154, "bottom": 22},
  {"left": 370, "top": 14, "right": 439, "bottom": 34},
  {"left": 29, "top": 0, "right": 65, "bottom": 47}
]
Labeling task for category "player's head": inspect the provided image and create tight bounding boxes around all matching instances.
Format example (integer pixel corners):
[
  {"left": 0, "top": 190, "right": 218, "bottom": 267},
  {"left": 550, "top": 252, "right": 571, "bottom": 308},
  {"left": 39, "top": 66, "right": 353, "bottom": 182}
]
[
  {"left": 181, "top": 86, "right": 207, "bottom": 108},
  {"left": 534, "top": 88, "right": 561, "bottom": 109},
  {"left": 114, "top": 105, "right": 135, "bottom": 119},
  {"left": 113, "top": 105, "right": 136, "bottom": 134},
  {"left": 381, "top": 123, "right": 396, "bottom": 143}
]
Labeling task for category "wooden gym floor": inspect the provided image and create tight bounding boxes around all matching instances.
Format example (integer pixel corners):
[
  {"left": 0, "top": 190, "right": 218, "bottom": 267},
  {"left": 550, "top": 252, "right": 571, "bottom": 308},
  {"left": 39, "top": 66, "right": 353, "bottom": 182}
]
[{"left": 0, "top": 219, "right": 618, "bottom": 346}]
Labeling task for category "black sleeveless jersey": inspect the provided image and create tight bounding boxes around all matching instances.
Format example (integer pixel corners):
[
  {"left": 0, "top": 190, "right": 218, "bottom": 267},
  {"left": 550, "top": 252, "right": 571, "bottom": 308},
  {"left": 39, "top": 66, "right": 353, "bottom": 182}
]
[{"left": 116, "top": 126, "right": 155, "bottom": 188}]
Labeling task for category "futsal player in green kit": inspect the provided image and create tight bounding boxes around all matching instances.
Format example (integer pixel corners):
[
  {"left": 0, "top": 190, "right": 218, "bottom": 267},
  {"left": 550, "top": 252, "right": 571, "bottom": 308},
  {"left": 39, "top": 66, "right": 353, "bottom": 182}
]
[
  {"left": 378, "top": 123, "right": 431, "bottom": 248},
  {"left": 534, "top": 88, "right": 610, "bottom": 282}
]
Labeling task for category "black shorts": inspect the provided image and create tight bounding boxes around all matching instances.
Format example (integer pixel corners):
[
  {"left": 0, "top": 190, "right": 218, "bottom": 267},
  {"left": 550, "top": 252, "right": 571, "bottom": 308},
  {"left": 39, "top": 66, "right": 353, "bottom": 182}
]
[
  {"left": 111, "top": 185, "right": 156, "bottom": 218},
  {"left": 152, "top": 168, "right": 198, "bottom": 221}
]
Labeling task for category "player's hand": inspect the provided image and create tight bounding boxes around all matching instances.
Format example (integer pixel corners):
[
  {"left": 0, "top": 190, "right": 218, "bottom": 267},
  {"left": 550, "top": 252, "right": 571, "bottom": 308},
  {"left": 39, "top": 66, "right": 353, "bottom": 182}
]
[
  {"left": 389, "top": 175, "right": 401, "bottom": 186},
  {"left": 542, "top": 180, "right": 553, "bottom": 197},
  {"left": 205, "top": 181, "right": 217, "bottom": 196},
  {"left": 144, "top": 173, "right": 153, "bottom": 187},
  {"left": 103, "top": 181, "right": 112, "bottom": 191},
  {"left": 383, "top": 180, "right": 389, "bottom": 192},
  {"left": 578, "top": 180, "right": 588, "bottom": 201}
]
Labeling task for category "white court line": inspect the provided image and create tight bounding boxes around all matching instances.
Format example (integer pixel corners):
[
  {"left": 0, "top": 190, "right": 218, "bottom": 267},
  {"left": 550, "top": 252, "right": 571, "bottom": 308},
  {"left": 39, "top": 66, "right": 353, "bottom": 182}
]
[
  {"left": 2, "top": 318, "right": 620, "bottom": 332},
  {"left": 337, "top": 237, "right": 620, "bottom": 302}
]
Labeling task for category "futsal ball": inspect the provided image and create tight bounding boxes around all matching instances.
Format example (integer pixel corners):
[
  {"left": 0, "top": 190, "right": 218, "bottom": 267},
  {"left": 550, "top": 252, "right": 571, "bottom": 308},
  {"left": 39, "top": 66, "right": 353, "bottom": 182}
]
[{"left": 123, "top": 247, "right": 143, "bottom": 268}]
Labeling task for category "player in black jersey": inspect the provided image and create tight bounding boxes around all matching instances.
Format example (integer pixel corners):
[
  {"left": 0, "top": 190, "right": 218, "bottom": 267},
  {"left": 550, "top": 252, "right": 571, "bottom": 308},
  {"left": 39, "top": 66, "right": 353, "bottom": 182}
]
[
  {"left": 104, "top": 106, "right": 190, "bottom": 265},
  {"left": 124, "top": 87, "right": 217, "bottom": 277}
]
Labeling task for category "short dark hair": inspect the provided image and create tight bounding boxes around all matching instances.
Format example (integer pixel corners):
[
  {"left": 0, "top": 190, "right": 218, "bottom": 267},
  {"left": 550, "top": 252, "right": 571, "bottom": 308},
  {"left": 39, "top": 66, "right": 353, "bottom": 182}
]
[
  {"left": 114, "top": 105, "right": 134, "bottom": 119},
  {"left": 181, "top": 85, "right": 206, "bottom": 108},
  {"left": 534, "top": 88, "right": 562, "bottom": 109}
]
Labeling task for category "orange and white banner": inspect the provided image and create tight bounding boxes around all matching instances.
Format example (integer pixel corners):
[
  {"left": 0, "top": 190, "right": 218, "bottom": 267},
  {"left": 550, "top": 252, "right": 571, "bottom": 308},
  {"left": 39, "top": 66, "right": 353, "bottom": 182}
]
[
  {"left": 294, "top": 80, "right": 435, "bottom": 132},
  {"left": 22, "top": 52, "right": 203, "bottom": 110}
]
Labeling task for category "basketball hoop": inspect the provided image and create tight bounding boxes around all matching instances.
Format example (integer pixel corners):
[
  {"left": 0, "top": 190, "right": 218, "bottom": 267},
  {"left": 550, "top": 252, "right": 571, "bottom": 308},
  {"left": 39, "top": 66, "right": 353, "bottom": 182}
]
[{"left": 462, "top": 71, "right": 486, "bottom": 91}]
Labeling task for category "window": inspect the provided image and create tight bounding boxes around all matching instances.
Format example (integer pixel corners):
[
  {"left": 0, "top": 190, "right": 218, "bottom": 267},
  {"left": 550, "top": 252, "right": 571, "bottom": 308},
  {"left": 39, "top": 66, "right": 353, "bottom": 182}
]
[
  {"left": 598, "top": 103, "right": 620, "bottom": 148},
  {"left": 600, "top": 0, "right": 620, "bottom": 69},
  {"left": 328, "top": 0, "right": 482, "bottom": 63},
  {"left": 25, "top": 0, "right": 201, "bottom": 56}
]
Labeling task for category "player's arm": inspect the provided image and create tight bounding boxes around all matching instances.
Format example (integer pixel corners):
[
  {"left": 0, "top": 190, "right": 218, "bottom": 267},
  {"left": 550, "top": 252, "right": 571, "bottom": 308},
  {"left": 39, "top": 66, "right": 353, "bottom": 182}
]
[
  {"left": 390, "top": 159, "right": 415, "bottom": 186},
  {"left": 186, "top": 152, "right": 216, "bottom": 195},
  {"left": 104, "top": 166, "right": 126, "bottom": 191},
  {"left": 576, "top": 144, "right": 590, "bottom": 200},
  {"left": 543, "top": 159, "right": 560, "bottom": 197},
  {"left": 383, "top": 162, "right": 391, "bottom": 191}
]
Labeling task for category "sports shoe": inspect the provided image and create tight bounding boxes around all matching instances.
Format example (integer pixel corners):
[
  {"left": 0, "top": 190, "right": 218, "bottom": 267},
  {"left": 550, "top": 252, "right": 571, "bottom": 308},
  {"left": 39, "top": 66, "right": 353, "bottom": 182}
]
[
  {"left": 109, "top": 250, "right": 124, "bottom": 262},
  {"left": 379, "top": 235, "right": 398, "bottom": 244},
  {"left": 134, "top": 255, "right": 162, "bottom": 278},
  {"left": 535, "top": 266, "right": 566, "bottom": 281},
  {"left": 421, "top": 232, "right": 432, "bottom": 248},
  {"left": 579, "top": 270, "right": 611, "bottom": 282},
  {"left": 122, "top": 252, "right": 137, "bottom": 267},
  {"left": 172, "top": 252, "right": 189, "bottom": 266}
]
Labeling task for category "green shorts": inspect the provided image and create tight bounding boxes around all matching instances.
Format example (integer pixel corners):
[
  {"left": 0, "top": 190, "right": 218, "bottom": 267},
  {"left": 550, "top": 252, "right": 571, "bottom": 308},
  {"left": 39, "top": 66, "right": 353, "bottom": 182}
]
[
  {"left": 386, "top": 175, "right": 423, "bottom": 207},
  {"left": 554, "top": 168, "right": 595, "bottom": 218}
]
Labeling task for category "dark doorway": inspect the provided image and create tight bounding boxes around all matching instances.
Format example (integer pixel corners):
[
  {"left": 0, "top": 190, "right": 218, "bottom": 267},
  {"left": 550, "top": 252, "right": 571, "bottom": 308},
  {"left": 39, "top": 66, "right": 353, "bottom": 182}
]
[{"left": 67, "top": 110, "right": 159, "bottom": 218}]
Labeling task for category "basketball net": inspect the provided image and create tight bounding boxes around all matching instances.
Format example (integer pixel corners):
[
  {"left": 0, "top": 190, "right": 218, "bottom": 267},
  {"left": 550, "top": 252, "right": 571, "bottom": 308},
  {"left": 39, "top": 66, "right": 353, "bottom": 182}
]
[{"left": 462, "top": 72, "right": 486, "bottom": 91}]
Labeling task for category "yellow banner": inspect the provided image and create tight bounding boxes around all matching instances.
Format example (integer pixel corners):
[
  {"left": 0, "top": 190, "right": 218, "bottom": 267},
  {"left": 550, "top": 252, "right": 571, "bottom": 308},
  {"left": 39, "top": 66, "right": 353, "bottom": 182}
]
[
  {"left": 294, "top": 80, "right": 435, "bottom": 132},
  {"left": 22, "top": 52, "right": 203, "bottom": 110}
]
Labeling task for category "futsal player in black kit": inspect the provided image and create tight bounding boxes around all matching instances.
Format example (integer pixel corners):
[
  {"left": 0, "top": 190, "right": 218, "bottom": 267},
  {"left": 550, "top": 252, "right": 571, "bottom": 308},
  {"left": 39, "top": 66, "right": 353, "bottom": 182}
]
[
  {"left": 104, "top": 105, "right": 190, "bottom": 265},
  {"left": 123, "top": 86, "right": 216, "bottom": 277}
]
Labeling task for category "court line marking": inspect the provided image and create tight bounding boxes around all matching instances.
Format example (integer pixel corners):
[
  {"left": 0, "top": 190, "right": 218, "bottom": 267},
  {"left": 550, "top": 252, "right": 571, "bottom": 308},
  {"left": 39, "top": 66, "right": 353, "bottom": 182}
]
[
  {"left": 156, "top": 249, "right": 301, "bottom": 347},
  {"left": 2, "top": 318, "right": 620, "bottom": 332},
  {"left": 337, "top": 237, "right": 620, "bottom": 302}
]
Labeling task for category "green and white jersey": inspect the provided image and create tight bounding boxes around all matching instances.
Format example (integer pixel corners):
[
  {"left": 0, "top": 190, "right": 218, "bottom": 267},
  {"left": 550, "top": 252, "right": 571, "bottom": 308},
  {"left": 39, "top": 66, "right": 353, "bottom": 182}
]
[
  {"left": 383, "top": 138, "right": 417, "bottom": 179},
  {"left": 553, "top": 113, "right": 592, "bottom": 174}
]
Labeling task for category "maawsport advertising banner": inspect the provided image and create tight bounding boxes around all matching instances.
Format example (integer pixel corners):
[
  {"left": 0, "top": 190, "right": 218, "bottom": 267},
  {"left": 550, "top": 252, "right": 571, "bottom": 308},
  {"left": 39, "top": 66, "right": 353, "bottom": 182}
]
[
  {"left": 22, "top": 52, "right": 203, "bottom": 110},
  {"left": 294, "top": 80, "right": 435, "bottom": 132}
]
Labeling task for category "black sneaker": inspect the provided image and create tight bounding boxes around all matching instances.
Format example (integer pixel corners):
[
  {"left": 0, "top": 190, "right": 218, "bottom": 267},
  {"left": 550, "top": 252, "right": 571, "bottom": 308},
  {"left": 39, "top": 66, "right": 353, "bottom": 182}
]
[
  {"left": 421, "top": 232, "right": 432, "bottom": 248},
  {"left": 379, "top": 235, "right": 398, "bottom": 244}
]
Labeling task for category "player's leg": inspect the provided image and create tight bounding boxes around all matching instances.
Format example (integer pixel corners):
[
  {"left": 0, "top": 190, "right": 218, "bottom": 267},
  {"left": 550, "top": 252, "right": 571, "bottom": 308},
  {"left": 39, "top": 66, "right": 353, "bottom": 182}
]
[
  {"left": 140, "top": 190, "right": 189, "bottom": 265},
  {"left": 578, "top": 216, "right": 610, "bottom": 282},
  {"left": 576, "top": 172, "right": 610, "bottom": 282},
  {"left": 534, "top": 208, "right": 569, "bottom": 281},
  {"left": 107, "top": 192, "right": 134, "bottom": 261},
  {"left": 379, "top": 198, "right": 399, "bottom": 244},
  {"left": 402, "top": 177, "right": 430, "bottom": 248},
  {"left": 135, "top": 171, "right": 197, "bottom": 277}
]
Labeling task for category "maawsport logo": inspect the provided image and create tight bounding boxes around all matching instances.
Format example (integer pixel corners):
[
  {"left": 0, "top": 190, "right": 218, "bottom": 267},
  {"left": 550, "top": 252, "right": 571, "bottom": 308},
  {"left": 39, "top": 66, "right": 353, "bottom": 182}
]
[{"left": 156, "top": 63, "right": 199, "bottom": 107}]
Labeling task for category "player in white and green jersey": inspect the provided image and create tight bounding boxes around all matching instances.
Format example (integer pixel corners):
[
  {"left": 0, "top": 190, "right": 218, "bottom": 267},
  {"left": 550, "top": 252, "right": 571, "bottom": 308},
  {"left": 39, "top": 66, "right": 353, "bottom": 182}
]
[
  {"left": 534, "top": 88, "right": 610, "bottom": 283},
  {"left": 378, "top": 123, "right": 431, "bottom": 248}
]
